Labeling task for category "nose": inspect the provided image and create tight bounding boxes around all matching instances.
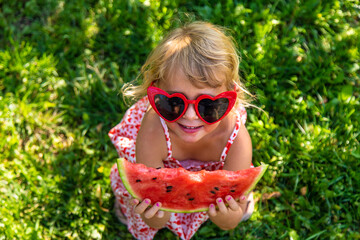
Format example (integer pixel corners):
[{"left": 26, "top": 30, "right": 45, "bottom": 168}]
[{"left": 182, "top": 104, "right": 199, "bottom": 120}]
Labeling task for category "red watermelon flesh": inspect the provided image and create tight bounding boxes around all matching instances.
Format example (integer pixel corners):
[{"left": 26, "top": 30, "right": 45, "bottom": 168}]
[{"left": 117, "top": 158, "right": 268, "bottom": 213}]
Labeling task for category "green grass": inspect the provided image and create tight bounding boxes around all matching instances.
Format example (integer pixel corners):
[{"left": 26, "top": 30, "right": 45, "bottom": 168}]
[{"left": 0, "top": 0, "right": 359, "bottom": 239}]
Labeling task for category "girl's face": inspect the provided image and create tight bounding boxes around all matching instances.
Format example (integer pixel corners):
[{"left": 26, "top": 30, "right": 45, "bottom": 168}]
[{"left": 158, "top": 69, "right": 229, "bottom": 143}]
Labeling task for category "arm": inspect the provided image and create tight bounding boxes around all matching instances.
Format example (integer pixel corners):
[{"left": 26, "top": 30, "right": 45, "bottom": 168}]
[
  {"left": 208, "top": 122, "right": 253, "bottom": 230},
  {"left": 222, "top": 121, "right": 252, "bottom": 171},
  {"left": 134, "top": 109, "right": 171, "bottom": 229}
]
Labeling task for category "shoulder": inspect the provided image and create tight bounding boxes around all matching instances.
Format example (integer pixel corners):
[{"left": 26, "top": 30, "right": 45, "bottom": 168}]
[
  {"left": 135, "top": 108, "right": 168, "bottom": 168},
  {"left": 223, "top": 121, "right": 252, "bottom": 171}
]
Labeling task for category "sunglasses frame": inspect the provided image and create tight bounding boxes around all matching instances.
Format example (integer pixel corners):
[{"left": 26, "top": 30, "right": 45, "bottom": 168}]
[{"left": 147, "top": 84, "right": 237, "bottom": 124}]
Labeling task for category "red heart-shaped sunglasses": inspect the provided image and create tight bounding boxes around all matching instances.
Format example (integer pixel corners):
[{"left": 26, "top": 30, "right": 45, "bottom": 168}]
[{"left": 147, "top": 83, "right": 237, "bottom": 124}]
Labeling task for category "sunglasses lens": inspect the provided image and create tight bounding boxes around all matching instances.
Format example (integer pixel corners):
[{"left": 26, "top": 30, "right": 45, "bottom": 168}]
[
  {"left": 154, "top": 94, "right": 185, "bottom": 121},
  {"left": 198, "top": 98, "right": 229, "bottom": 123}
]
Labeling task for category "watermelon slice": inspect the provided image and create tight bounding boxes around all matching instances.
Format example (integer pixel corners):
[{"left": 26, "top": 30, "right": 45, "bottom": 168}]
[{"left": 117, "top": 158, "right": 268, "bottom": 213}]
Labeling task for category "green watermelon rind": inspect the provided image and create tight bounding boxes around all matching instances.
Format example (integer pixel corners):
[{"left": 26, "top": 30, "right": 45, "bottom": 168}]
[
  {"left": 243, "top": 164, "right": 268, "bottom": 196},
  {"left": 117, "top": 158, "right": 141, "bottom": 200},
  {"left": 160, "top": 205, "right": 208, "bottom": 213},
  {"left": 117, "top": 158, "right": 268, "bottom": 213}
]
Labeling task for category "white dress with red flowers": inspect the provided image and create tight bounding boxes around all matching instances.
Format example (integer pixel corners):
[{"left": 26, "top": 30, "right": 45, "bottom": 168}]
[{"left": 109, "top": 96, "right": 248, "bottom": 240}]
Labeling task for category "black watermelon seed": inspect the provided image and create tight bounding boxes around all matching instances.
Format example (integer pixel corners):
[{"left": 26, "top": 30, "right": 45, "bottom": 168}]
[
  {"left": 214, "top": 187, "right": 219, "bottom": 191},
  {"left": 166, "top": 186, "right": 173, "bottom": 190},
  {"left": 136, "top": 179, "right": 141, "bottom": 182},
  {"left": 166, "top": 189, "right": 172, "bottom": 193},
  {"left": 186, "top": 193, "right": 191, "bottom": 196},
  {"left": 210, "top": 191, "right": 216, "bottom": 194},
  {"left": 152, "top": 177, "right": 157, "bottom": 180},
  {"left": 156, "top": 167, "right": 161, "bottom": 169},
  {"left": 230, "top": 190, "right": 235, "bottom": 192},
  {"left": 188, "top": 198, "right": 195, "bottom": 201}
]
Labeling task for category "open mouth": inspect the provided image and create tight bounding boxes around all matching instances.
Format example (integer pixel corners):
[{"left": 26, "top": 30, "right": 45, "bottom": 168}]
[{"left": 178, "top": 123, "right": 202, "bottom": 132}]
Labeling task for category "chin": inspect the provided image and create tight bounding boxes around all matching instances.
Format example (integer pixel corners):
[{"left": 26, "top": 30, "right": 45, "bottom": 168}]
[
  {"left": 169, "top": 121, "right": 219, "bottom": 143},
  {"left": 180, "top": 135, "right": 203, "bottom": 143}
]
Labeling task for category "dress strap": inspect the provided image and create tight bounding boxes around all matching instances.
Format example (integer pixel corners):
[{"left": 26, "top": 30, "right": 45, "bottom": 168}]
[
  {"left": 219, "top": 111, "right": 241, "bottom": 162},
  {"left": 159, "top": 118, "right": 173, "bottom": 159}
]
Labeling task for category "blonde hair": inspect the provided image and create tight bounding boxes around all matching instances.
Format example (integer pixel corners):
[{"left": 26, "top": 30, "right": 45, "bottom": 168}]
[{"left": 123, "top": 21, "right": 254, "bottom": 108}]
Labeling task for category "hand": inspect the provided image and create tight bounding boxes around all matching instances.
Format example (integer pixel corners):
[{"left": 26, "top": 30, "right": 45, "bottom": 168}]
[
  {"left": 207, "top": 195, "right": 248, "bottom": 230},
  {"left": 131, "top": 198, "right": 171, "bottom": 229},
  {"left": 132, "top": 198, "right": 165, "bottom": 219}
]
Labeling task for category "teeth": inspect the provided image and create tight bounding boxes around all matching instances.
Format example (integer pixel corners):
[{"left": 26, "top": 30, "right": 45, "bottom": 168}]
[
  {"left": 184, "top": 126, "right": 198, "bottom": 129},
  {"left": 179, "top": 123, "right": 200, "bottom": 129}
]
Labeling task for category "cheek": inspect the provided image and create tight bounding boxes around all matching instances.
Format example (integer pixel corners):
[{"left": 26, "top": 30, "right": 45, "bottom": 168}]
[
  {"left": 203, "top": 122, "right": 220, "bottom": 132},
  {"left": 166, "top": 122, "right": 179, "bottom": 131}
]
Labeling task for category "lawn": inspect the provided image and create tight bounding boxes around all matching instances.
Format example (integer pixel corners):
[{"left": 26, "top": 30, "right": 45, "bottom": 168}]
[{"left": 0, "top": 0, "right": 359, "bottom": 239}]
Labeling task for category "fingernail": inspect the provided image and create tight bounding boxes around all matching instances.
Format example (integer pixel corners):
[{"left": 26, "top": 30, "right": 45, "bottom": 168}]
[
  {"left": 209, "top": 204, "right": 214, "bottom": 208},
  {"left": 241, "top": 196, "right": 246, "bottom": 200},
  {"left": 226, "top": 196, "right": 232, "bottom": 201},
  {"left": 217, "top": 199, "right": 222, "bottom": 203},
  {"left": 145, "top": 199, "right": 150, "bottom": 204},
  {"left": 156, "top": 202, "right": 160, "bottom": 207}
]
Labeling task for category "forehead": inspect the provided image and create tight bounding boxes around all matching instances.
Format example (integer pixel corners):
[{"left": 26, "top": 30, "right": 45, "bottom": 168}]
[{"left": 159, "top": 68, "right": 227, "bottom": 96}]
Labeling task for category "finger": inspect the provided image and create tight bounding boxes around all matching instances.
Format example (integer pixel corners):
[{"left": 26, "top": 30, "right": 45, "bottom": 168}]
[
  {"left": 216, "top": 198, "right": 227, "bottom": 214},
  {"left": 144, "top": 202, "right": 162, "bottom": 219},
  {"left": 225, "top": 195, "right": 240, "bottom": 211},
  {"left": 208, "top": 203, "right": 217, "bottom": 217},
  {"left": 134, "top": 199, "right": 151, "bottom": 214},
  {"left": 156, "top": 210, "right": 165, "bottom": 218},
  {"left": 238, "top": 195, "right": 248, "bottom": 212},
  {"left": 131, "top": 198, "right": 139, "bottom": 207}
]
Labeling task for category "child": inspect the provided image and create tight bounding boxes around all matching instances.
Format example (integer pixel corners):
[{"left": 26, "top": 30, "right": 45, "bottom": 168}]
[{"left": 109, "top": 21, "right": 255, "bottom": 240}]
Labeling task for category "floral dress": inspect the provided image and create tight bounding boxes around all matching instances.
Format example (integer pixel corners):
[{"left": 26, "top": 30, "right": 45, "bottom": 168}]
[{"left": 109, "top": 96, "right": 249, "bottom": 240}]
